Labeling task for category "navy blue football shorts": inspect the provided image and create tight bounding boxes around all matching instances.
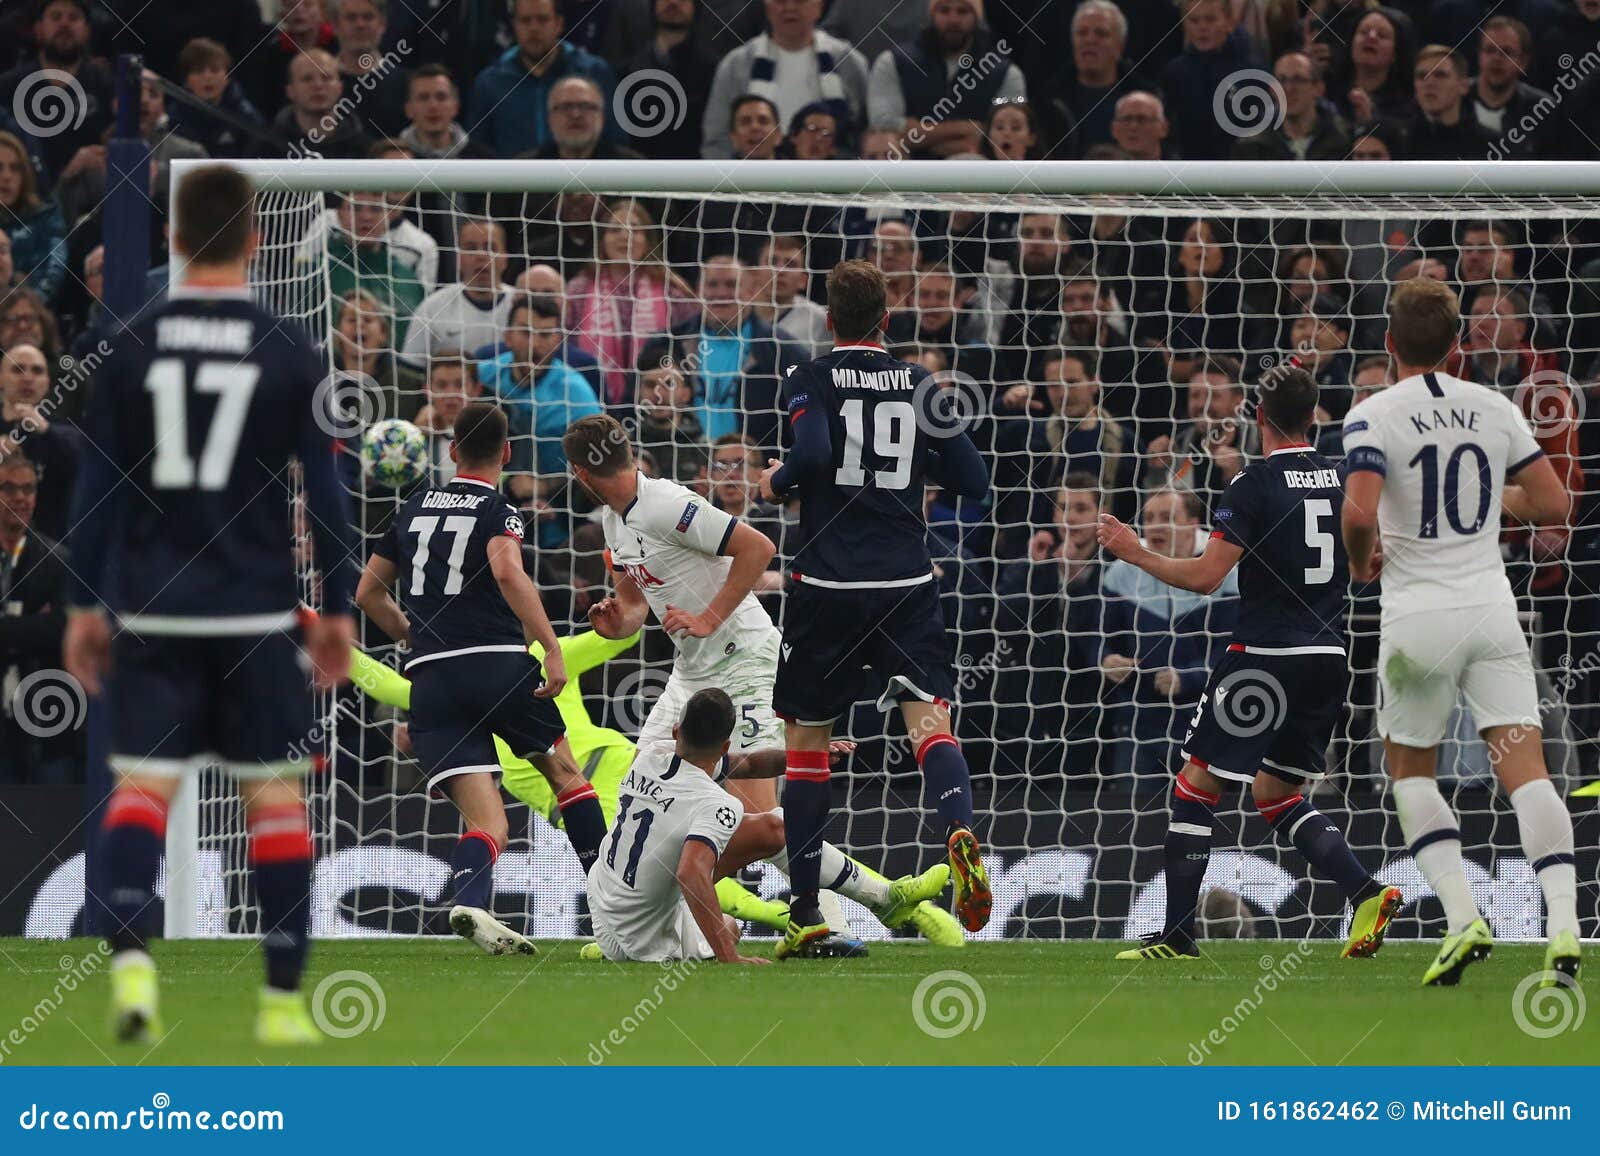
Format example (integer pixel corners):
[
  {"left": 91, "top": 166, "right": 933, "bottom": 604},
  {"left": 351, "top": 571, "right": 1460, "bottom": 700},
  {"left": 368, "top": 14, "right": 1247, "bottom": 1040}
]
[
  {"left": 1180, "top": 645, "right": 1348, "bottom": 785},
  {"left": 406, "top": 650, "right": 566, "bottom": 795},
  {"left": 110, "top": 628, "right": 315, "bottom": 779},
  {"left": 773, "top": 577, "right": 956, "bottom": 726}
]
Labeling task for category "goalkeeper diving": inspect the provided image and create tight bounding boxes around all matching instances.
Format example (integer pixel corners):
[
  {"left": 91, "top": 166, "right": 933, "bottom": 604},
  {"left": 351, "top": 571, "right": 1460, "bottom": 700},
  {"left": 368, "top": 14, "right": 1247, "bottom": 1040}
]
[{"left": 347, "top": 628, "right": 963, "bottom": 950}]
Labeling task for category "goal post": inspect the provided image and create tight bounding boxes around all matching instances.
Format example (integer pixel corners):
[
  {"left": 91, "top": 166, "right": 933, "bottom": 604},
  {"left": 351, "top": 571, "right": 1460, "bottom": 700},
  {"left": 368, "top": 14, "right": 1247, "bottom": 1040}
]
[{"left": 154, "top": 157, "right": 1598, "bottom": 943}]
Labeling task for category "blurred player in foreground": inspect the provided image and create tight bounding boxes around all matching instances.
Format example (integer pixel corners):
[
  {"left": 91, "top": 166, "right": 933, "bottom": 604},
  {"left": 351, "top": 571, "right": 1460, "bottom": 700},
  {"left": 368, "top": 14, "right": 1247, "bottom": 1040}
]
[
  {"left": 1098, "top": 365, "right": 1401, "bottom": 961},
  {"left": 1342, "top": 279, "right": 1579, "bottom": 986},
  {"left": 355, "top": 403, "right": 608, "bottom": 955},
  {"left": 62, "top": 163, "right": 356, "bottom": 1046},
  {"left": 342, "top": 627, "right": 963, "bottom": 948},
  {"left": 759, "top": 260, "right": 992, "bottom": 955}
]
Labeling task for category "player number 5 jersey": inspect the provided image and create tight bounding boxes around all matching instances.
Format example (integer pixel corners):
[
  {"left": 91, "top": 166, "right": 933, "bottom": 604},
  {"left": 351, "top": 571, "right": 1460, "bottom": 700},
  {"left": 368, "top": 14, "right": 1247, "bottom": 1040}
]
[
  {"left": 1341, "top": 371, "right": 1543, "bottom": 617},
  {"left": 600, "top": 472, "right": 778, "bottom": 675}
]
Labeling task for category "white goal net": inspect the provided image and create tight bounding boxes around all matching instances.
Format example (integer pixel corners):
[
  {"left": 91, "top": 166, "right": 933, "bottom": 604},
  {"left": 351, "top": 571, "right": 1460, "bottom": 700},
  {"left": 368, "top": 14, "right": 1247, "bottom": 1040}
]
[{"left": 170, "top": 158, "right": 1598, "bottom": 943}]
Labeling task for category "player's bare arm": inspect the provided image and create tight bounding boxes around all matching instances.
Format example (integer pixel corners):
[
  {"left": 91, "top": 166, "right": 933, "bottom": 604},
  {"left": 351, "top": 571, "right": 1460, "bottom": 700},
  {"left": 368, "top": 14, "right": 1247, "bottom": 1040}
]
[
  {"left": 661, "top": 521, "right": 776, "bottom": 639},
  {"left": 587, "top": 569, "right": 650, "bottom": 639},
  {"left": 675, "top": 839, "right": 768, "bottom": 964},
  {"left": 1096, "top": 513, "right": 1243, "bottom": 593},
  {"left": 726, "top": 740, "right": 859, "bottom": 779},
  {"left": 1341, "top": 468, "right": 1384, "bottom": 582},
  {"left": 1502, "top": 454, "right": 1569, "bottom": 527},
  {"left": 355, "top": 555, "right": 412, "bottom": 647},
  {"left": 486, "top": 534, "right": 566, "bottom": 697}
]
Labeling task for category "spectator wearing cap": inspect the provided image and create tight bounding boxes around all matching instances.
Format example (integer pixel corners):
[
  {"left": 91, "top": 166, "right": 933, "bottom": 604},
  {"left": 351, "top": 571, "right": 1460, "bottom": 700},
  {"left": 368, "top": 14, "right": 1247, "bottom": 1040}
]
[
  {"left": 1232, "top": 51, "right": 1352, "bottom": 160},
  {"left": 700, "top": 0, "right": 869, "bottom": 159},
  {"left": 1471, "top": 16, "right": 1552, "bottom": 155},
  {"left": 1159, "top": 0, "right": 1265, "bottom": 160},
  {"left": 469, "top": 0, "right": 617, "bottom": 158},
  {"left": 616, "top": 0, "right": 719, "bottom": 160},
  {"left": 0, "top": 0, "right": 114, "bottom": 190},
  {"left": 868, "top": 0, "right": 1025, "bottom": 159},
  {"left": 1404, "top": 44, "right": 1495, "bottom": 160}
]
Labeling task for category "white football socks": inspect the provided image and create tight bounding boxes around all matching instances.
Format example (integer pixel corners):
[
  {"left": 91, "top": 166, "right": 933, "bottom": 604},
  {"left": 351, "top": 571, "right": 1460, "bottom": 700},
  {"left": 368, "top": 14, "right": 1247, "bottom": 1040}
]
[
  {"left": 1510, "top": 778, "right": 1580, "bottom": 939},
  {"left": 765, "top": 807, "right": 892, "bottom": 922},
  {"left": 1392, "top": 776, "right": 1481, "bottom": 935}
]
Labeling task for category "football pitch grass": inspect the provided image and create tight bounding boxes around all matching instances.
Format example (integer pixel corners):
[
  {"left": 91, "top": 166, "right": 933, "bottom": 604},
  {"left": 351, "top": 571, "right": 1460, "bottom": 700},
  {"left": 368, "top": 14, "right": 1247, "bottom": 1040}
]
[{"left": 1, "top": 939, "right": 1592, "bottom": 1066}]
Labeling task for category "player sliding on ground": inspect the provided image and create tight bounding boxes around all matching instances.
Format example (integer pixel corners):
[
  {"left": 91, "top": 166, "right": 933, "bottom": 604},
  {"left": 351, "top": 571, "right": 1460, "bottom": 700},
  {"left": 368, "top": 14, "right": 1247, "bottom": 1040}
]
[
  {"left": 563, "top": 414, "right": 954, "bottom": 952},
  {"left": 1342, "top": 278, "right": 1580, "bottom": 987},
  {"left": 354, "top": 402, "right": 609, "bottom": 956},
  {"left": 340, "top": 627, "right": 964, "bottom": 947},
  {"left": 585, "top": 688, "right": 805, "bottom": 963},
  {"left": 759, "top": 259, "right": 993, "bottom": 956},
  {"left": 61, "top": 164, "right": 357, "bottom": 1046},
  {"left": 1098, "top": 365, "right": 1402, "bottom": 962}
]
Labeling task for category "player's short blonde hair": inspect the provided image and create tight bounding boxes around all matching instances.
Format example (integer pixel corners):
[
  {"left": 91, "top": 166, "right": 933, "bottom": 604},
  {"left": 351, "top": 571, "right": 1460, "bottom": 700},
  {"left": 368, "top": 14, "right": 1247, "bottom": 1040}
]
[{"left": 1387, "top": 278, "right": 1460, "bottom": 368}]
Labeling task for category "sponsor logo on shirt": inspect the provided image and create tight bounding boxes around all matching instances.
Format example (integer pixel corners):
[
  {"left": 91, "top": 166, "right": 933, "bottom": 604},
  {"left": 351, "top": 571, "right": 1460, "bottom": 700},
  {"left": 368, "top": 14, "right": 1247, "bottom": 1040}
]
[{"left": 675, "top": 502, "right": 698, "bottom": 533}]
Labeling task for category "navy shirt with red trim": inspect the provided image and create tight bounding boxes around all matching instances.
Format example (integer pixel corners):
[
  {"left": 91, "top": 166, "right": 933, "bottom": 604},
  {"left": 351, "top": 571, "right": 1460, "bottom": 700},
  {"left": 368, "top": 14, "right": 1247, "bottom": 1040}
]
[
  {"left": 373, "top": 475, "right": 528, "bottom": 665},
  {"left": 773, "top": 343, "right": 987, "bottom": 586},
  {"left": 1211, "top": 446, "right": 1348, "bottom": 649}
]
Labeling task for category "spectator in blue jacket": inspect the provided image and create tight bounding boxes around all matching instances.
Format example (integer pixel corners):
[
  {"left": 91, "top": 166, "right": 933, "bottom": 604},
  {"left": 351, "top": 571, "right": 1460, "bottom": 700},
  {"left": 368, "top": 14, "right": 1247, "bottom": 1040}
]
[
  {"left": 468, "top": 0, "right": 618, "bottom": 158},
  {"left": 478, "top": 291, "right": 603, "bottom": 482},
  {"left": 1158, "top": 0, "right": 1264, "bottom": 160},
  {"left": 0, "top": 132, "right": 66, "bottom": 304},
  {"left": 1100, "top": 486, "right": 1237, "bottom": 792}
]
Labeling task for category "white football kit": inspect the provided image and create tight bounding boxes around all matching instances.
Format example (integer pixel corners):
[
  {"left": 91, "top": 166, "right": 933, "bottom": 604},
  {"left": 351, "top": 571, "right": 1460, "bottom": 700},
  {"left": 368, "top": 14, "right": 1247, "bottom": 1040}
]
[
  {"left": 1341, "top": 371, "right": 1545, "bottom": 746},
  {"left": 600, "top": 473, "right": 784, "bottom": 756},
  {"left": 587, "top": 748, "right": 746, "bottom": 961}
]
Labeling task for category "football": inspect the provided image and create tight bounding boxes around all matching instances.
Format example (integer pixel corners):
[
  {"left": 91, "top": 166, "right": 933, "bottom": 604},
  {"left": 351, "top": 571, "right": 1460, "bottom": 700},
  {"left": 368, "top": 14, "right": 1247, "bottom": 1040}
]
[{"left": 361, "top": 419, "right": 428, "bottom": 489}]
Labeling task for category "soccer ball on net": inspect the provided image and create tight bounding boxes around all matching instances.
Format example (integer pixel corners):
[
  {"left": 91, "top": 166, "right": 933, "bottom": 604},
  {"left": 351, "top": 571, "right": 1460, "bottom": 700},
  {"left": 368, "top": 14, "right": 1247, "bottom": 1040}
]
[{"left": 361, "top": 419, "right": 428, "bottom": 489}]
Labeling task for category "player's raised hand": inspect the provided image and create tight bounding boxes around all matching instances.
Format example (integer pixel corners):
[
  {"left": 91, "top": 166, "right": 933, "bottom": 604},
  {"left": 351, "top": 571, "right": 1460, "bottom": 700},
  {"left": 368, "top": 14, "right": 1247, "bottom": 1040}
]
[
  {"left": 662, "top": 604, "right": 717, "bottom": 638},
  {"left": 587, "top": 596, "right": 625, "bottom": 637},
  {"left": 63, "top": 608, "right": 113, "bottom": 696},
  {"left": 1096, "top": 513, "right": 1143, "bottom": 561},
  {"left": 536, "top": 651, "right": 567, "bottom": 699},
  {"left": 306, "top": 613, "right": 356, "bottom": 688},
  {"left": 757, "top": 458, "right": 783, "bottom": 502}
]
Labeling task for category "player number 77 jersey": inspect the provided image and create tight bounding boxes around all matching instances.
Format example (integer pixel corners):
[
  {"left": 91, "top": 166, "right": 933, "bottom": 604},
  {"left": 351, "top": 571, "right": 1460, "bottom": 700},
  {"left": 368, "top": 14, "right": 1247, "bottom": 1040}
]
[{"left": 1340, "top": 370, "right": 1544, "bottom": 617}]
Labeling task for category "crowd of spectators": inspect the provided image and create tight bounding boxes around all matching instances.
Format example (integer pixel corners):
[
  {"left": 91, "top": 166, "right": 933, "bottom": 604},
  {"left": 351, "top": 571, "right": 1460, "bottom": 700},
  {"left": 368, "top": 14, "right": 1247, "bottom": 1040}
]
[{"left": 2, "top": 0, "right": 1600, "bottom": 789}]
